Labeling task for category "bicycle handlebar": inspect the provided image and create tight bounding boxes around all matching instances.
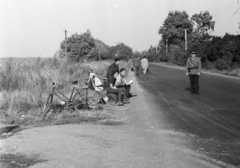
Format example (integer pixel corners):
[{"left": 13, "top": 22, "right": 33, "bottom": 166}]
[{"left": 48, "top": 78, "right": 66, "bottom": 86}]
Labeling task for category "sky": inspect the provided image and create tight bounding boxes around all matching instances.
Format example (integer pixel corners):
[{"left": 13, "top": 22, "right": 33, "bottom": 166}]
[{"left": 0, "top": 0, "right": 240, "bottom": 57}]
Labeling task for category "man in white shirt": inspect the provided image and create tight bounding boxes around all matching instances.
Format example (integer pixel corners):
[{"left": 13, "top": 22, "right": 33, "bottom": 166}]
[
  {"left": 115, "top": 68, "right": 132, "bottom": 98},
  {"left": 105, "top": 71, "right": 129, "bottom": 106},
  {"left": 141, "top": 56, "right": 149, "bottom": 75}
]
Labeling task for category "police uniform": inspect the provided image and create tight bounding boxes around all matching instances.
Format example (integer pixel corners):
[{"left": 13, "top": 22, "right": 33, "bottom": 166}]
[{"left": 186, "top": 51, "right": 201, "bottom": 94}]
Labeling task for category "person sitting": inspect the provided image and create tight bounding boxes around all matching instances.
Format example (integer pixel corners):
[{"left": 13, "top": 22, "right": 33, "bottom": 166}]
[
  {"left": 115, "top": 68, "right": 133, "bottom": 98},
  {"left": 85, "top": 72, "right": 109, "bottom": 104},
  {"left": 105, "top": 71, "right": 129, "bottom": 106},
  {"left": 87, "top": 73, "right": 104, "bottom": 91}
]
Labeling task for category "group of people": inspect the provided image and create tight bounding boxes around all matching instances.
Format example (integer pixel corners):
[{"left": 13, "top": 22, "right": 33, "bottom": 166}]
[
  {"left": 104, "top": 58, "right": 133, "bottom": 106},
  {"left": 89, "top": 50, "right": 201, "bottom": 108},
  {"left": 132, "top": 56, "right": 149, "bottom": 76}
]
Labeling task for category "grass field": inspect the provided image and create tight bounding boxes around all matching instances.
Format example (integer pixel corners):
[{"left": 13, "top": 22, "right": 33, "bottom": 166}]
[{"left": 0, "top": 57, "right": 113, "bottom": 125}]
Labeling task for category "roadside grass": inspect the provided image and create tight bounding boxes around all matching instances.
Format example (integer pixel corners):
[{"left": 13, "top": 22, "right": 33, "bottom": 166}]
[
  {"left": 0, "top": 57, "right": 117, "bottom": 126},
  {"left": 219, "top": 68, "right": 240, "bottom": 77},
  {"left": 201, "top": 68, "right": 240, "bottom": 77},
  {"left": 158, "top": 61, "right": 240, "bottom": 77},
  {"left": 51, "top": 104, "right": 126, "bottom": 126}
]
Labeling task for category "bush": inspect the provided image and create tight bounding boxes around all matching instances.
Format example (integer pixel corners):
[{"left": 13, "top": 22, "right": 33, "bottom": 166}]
[
  {"left": 171, "top": 49, "right": 188, "bottom": 66},
  {"left": 214, "top": 59, "right": 229, "bottom": 70},
  {"left": 159, "top": 51, "right": 171, "bottom": 62},
  {"left": 228, "top": 68, "right": 240, "bottom": 77},
  {"left": 160, "top": 46, "right": 188, "bottom": 66},
  {"left": 147, "top": 54, "right": 159, "bottom": 62},
  {"left": 202, "top": 60, "right": 215, "bottom": 70}
]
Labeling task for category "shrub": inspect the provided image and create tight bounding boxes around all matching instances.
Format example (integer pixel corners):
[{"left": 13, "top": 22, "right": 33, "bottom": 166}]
[
  {"left": 161, "top": 46, "right": 188, "bottom": 66},
  {"left": 159, "top": 51, "right": 171, "bottom": 62},
  {"left": 214, "top": 59, "right": 229, "bottom": 70},
  {"left": 171, "top": 49, "right": 188, "bottom": 66},
  {"left": 228, "top": 68, "right": 240, "bottom": 77},
  {"left": 202, "top": 60, "right": 215, "bottom": 70},
  {"left": 147, "top": 54, "right": 159, "bottom": 62}
]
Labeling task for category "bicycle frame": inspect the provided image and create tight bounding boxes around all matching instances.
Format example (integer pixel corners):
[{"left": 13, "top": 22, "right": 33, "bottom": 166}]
[{"left": 49, "top": 82, "right": 78, "bottom": 104}]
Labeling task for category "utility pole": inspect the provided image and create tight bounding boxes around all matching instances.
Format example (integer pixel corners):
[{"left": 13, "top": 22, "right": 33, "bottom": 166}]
[
  {"left": 166, "top": 39, "right": 168, "bottom": 53},
  {"left": 99, "top": 50, "right": 101, "bottom": 61},
  {"left": 185, "top": 29, "right": 187, "bottom": 51},
  {"left": 64, "top": 29, "right": 67, "bottom": 57}
]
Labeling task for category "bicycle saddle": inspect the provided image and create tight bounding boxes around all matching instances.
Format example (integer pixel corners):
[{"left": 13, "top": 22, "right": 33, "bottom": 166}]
[{"left": 71, "top": 80, "right": 78, "bottom": 85}]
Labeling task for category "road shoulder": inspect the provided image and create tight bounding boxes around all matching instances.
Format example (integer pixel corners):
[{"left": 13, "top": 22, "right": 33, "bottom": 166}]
[
  {"left": 152, "top": 62, "right": 240, "bottom": 80},
  {"left": 0, "top": 71, "right": 230, "bottom": 168}
]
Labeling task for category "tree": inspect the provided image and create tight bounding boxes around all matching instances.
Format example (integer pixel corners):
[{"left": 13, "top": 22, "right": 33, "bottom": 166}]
[
  {"left": 60, "top": 29, "right": 95, "bottom": 62},
  {"left": 190, "top": 11, "right": 215, "bottom": 46},
  {"left": 132, "top": 51, "right": 142, "bottom": 58},
  {"left": 108, "top": 42, "right": 133, "bottom": 60},
  {"left": 92, "top": 39, "right": 109, "bottom": 60},
  {"left": 158, "top": 11, "right": 193, "bottom": 47}
]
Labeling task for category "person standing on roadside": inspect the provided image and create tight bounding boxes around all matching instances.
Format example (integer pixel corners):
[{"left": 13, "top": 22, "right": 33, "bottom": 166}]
[
  {"left": 141, "top": 56, "right": 149, "bottom": 75},
  {"left": 133, "top": 56, "right": 141, "bottom": 76},
  {"left": 186, "top": 51, "right": 201, "bottom": 94},
  {"left": 107, "top": 58, "right": 120, "bottom": 79}
]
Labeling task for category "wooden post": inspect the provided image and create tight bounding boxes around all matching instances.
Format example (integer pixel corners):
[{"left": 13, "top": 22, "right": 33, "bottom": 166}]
[
  {"left": 64, "top": 29, "right": 67, "bottom": 57},
  {"left": 99, "top": 50, "right": 101, "bottom": 61},
  {"left": 185, "top": 29, "right": 187, "bottom": 51},
  {"left": 166, "top": 39, "right": 168, "bottom": 53}
]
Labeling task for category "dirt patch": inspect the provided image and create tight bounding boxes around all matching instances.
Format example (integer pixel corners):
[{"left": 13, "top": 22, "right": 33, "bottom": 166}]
[
  {"left": 0, "top": 153, "right": 45, "bottom": 168},
  {"left": 0, "top": 125, "right": 24, "bottom": 140}
]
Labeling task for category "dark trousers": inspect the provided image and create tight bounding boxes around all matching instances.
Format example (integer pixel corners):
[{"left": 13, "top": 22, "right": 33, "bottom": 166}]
[
  {"left": 189, "top": 74, "right": 199, "bottom": 93},
  {"left": 117, "top": 85, "right": 131, "bottom": 97},
  {"left": 105, "top": 87, "right": 127, "bottom": 103},
  {"left": 134, "top": 66, "right": 140, "bottom": 76}
]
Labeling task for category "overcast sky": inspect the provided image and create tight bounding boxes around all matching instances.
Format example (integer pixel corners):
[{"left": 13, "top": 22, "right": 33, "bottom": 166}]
[{"left": 0, "top": 0, "right": 239, "bottom": 57}]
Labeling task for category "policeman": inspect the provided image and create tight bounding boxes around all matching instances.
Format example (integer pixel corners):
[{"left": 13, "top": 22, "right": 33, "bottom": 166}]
[{"left": 186, "top": 51, "right": 202, "bottom": 94}]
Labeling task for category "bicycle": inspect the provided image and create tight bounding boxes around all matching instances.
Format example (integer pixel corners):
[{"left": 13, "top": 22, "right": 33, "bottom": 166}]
[{"left": 42, "top": 78, "right": 101, "bottom": 117}]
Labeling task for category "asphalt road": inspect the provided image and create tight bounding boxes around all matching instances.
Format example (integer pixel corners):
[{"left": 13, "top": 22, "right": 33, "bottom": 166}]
[{"left": 136, "top": 63, "right": 240, "bottom": 166}]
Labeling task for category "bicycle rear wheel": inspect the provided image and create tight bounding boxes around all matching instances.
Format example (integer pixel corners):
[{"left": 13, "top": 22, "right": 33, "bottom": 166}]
[
  {"left": 43, "top": 95, "right": 53, "bottom": 117},
  {"left": 73, "top": 89, "right": 101, "bottom": 112},
  {"left": 72, "top": 91, "right": 85, "bottom": 112},
  {"left": 86, "top": 89, "right": 101, "bottom": 109}
]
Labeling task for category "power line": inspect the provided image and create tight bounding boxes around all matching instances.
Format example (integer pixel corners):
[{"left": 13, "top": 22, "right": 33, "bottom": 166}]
[
  {"left": 22, "top": 0, "right": 64, "bottom": 32},
  {"left": 211, "top": 0, "right": 236, "bottom": 16},
  {"left": 233, "top": 1, "right": 240, "bottom": 15},
  {"left": 213, "top": 2, "right": 237, "bottom": 19},
  {"left": 215, "top": 6, "right": 236, "bottom": 19},
  {"left": 233, "top": 7, "right": 240, "bottom": 15}
]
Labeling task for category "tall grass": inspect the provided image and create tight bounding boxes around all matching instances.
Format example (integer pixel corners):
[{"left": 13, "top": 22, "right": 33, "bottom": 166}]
[{"left": 0, "top": 57, "right": 111, "bottom": 122}]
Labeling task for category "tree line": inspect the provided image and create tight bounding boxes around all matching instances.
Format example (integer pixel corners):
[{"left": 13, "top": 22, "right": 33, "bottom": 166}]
[
  {"left": 145, "top": 10, "right": 240, "bottom": 71},
  {"left": 57, "top": 29, "right": 133, "bottom": 62}
]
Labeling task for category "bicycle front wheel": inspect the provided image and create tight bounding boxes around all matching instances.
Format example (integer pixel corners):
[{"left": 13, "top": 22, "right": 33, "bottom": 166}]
[{"left": 43, "top": 95, "right": 53, "bottom": 117}]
